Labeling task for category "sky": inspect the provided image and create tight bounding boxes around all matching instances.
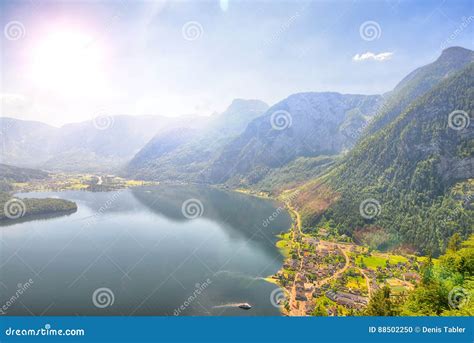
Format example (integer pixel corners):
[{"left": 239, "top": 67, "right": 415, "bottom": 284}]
[{"left": 0, "top": 0, "right": 473, "bottom": 126}]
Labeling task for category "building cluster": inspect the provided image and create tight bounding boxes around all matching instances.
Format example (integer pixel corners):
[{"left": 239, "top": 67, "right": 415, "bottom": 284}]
[
  {"left": 299, "top": 238, "right": 345, "bottom": 281},
  {"left": 275, "top": 230, "right": 421, "bottom": 316},
  {"left": 325, "top": 290, "right": 368, "bottom": 310}
]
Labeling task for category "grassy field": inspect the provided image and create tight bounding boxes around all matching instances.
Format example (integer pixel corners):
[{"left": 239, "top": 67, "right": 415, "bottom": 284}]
[
  {"left": 346, "top": 275, "right": 367, "bottom": 292},
  {"left": 385, "top": 278, "right": 412, "bottom": 294},
  {"left": 355, "top": 253, "right": 408, "bottom": 269},
  {"left": 275, "top": 232, "right": 293, "bottom": 258}
]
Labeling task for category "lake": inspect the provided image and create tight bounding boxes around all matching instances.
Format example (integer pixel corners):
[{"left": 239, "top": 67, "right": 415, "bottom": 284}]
[{"left": 0, "top": 185, "right": 291, "bottom": 316}]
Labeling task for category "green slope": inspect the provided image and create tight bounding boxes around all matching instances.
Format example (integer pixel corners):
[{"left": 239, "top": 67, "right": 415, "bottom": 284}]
[
  {"left": 367, "top": 47, "right": 474, "bottom": 135},
  {"left": 294, "top": 63, "right": 474, "bottom": 255},
  {"left": 0, "top": 164, "right": 77, "bottom": 222}
]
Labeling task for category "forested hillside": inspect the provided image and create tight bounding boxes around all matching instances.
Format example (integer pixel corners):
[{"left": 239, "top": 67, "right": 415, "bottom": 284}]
[
  {"left": 0, "top": 163, "right": 49, "bottom": 182},
  {"left": 0, "top": 192, "right": 77, "bottom": 222},
  {"left": 0, "top": 164, "right": 77, "bottom": 222},
  {"left": 367, "top": 47, "right": 474, "bottom": 134},
  {"left": 293, "top": 63, "right": 473, "bottom": 255}
]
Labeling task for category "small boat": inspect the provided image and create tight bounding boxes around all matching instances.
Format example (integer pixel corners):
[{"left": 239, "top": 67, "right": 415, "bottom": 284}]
[{"left": 238, "top": 303, "right": 252, "bottom": 310}]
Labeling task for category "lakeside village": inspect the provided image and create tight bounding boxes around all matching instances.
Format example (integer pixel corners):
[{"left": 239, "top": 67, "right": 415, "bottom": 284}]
[
  {"left": 269, "top": 212, "right": 424, "bottom": 316},
  {"left": 8, "top": 173, "right": 157, "bottom": 193},
  {"left": 11, "top": 173, "right": 426, "bottom": 317}
]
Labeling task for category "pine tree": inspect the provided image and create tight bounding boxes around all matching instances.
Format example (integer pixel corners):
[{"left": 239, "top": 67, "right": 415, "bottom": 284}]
[{"left": 364, "top": 286, "right": 396, "bottom": 316}]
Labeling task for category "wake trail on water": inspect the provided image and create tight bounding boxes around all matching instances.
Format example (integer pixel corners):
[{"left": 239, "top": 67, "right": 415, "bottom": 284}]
[{"left": 212, "top": 303, "right": 244, "bottom": 309}]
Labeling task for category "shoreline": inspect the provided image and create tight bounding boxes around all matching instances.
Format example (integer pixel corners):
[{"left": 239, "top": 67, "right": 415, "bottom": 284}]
[{"left": 231, "top": 186, "right": 299, "bottom": 316}]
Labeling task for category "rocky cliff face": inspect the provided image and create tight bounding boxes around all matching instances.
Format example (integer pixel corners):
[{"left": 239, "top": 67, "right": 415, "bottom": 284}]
[
  {"left": 438, "top": 153, "right": 474, "bottom": 184},
  {"left": 205, "top": 92, "right": 382, "bottom": 185}
]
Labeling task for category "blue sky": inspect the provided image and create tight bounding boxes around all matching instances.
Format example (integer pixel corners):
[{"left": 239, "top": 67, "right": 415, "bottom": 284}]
[{"left": 1, "top": 0, "right": 473, "bottom": 126}]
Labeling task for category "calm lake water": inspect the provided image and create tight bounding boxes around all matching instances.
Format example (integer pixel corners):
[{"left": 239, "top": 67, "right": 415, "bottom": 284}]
[{"left": 0, "top": 185, "right": 291, "bottom": 316}]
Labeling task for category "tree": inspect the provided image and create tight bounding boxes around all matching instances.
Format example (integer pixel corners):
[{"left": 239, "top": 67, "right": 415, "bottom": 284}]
[
  {"left": 421, "top": 255, "right": 434, "bottom": 285},
  {"left": 402, "top": 281, "right": 448, "bottom": 315},
  {"left": 447, "top": 233, "right": 462, "bottom": 252},
  {"left": 312, "top": 304, "right": 327, "bottom": 316},
  {"left": 364, "top": 286, "right": 397, "bottom": 316}
]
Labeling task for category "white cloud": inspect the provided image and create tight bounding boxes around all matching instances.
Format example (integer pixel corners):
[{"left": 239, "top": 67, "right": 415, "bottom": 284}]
[{"left": 353, "top": 52, "right": 393, "bottom": 62}]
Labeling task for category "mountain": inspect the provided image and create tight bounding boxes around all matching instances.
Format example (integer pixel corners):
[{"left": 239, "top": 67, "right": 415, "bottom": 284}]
[
  {"left": 127, "top": 127, "right": 199, "bottom": 172},
  {"left": 0, "top": 163, "right": 49, "bottom": 182},
  {"left": 127, "top": 99, "right": 269, "bottom": 181},
  {"left": 205, "top": 99, "right": 270, "bottom": 135},
  {"left": 0, "top": 115, "right": 208, "bottom": 172},
  {"left": 203, "top": 47, "right": 473, "bottom": 193},
  {"left": 292, "top": 62, "right": 474, "bottom": 255},
  {"left": 0, "top": 163, "right": 49, "bottom": 192},
  {"left": 251, "top": 155, "right": 338, "bottom": 194},
  {"left": 133, "top": 47, "right": 472, "bottom": 190},
  {"left": 0, "top": 117, "right": 58, "bottom": 167},
  {"left": 45, "top": 115, "right": 208, "bottom": 172},
  {"left": 367, "top": 47, "right": 474, "bottom": 135},
  {"left": 205, "top": 93, "right": 382, "bottom": 186}
]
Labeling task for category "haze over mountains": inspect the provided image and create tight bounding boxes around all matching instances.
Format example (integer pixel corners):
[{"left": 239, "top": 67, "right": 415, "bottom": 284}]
[
  {"left": 1, "top": 47, "right": 473, "bottom": 253},
  {"left": 0, "top": 114, "right": 209, "bottom": 172},
  {"left": 127, "top": 99, "right": 269, "bottom": 181}
]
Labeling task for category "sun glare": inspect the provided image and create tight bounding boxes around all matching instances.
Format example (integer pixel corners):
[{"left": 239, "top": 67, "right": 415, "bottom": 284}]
[{"left": 30, "top": 30, "right": 105, "bottom": 95}]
